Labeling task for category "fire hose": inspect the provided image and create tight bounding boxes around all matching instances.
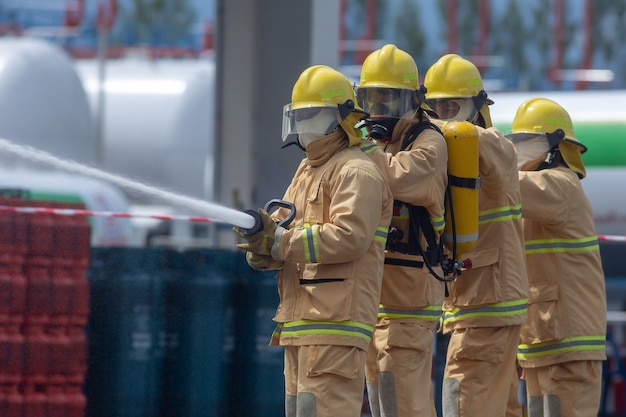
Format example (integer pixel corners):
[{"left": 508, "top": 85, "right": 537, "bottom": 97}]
[{"left": 0, "top": 198, "right": 297, "bottom": 236}]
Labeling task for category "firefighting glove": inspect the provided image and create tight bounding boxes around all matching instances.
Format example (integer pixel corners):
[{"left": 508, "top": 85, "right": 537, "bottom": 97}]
[
  {"left": 245, "top": 251, "right": 283, "bottom": 271},
  {"left": 233, "top": 208, "right": 277, "bottom": 256}
]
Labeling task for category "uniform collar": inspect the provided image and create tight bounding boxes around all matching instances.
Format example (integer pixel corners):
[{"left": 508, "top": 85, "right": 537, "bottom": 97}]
[{"left": 304, "top": 130, "right": 348, "bottom": 167}]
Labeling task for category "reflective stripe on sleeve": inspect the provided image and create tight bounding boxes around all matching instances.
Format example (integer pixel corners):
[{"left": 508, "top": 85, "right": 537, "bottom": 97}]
[
  {"left": 301, "top": 226, "right": 320, "bottom": 263},
  {"left": 300, "top": 224, "right": 388, "bottom": 262},
  {"left": 374, "top": 226, "right": 388, "bottom": 243},
  {"left": 517, "top": 336, "right": 606, "bottom": 359},
  {"left": 431, "top": 214, "right": 445, "bottom": 232},
  {"left": 442, "top": 299, "right": 528, "bottom": 325},
  {"left": 524, "top": 236, "right": 599, "bottom": 255},
  {"left": 478, "top": 204, "right": 522, "bottom": 225}
]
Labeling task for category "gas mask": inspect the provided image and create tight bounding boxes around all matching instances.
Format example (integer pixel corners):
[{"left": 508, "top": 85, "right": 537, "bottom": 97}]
[
  {"left": 358, "top": 117, "right": 399, "bottom": 142},
  {"left": 294, "top": 109, "right": 340, "bottom": 148},
  {"left": 507, "top": 130, "right": 564, "bottom": 170}
]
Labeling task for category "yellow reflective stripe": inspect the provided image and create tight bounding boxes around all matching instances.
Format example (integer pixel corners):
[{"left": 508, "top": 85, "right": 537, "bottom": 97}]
[
  {"left": 393, "top": 205, "right": 409, "bottom": 220},
  {"left": 525, "top": 236, "right": 599, "bottom": 255},
  {"left": 378, "top": 304, "right": 442, "bottom": 321},
  {"left": 275, "top": 320, "right": 374, "bottom": 342},
  {"left": 320, "top": 89, "right": 345, "bottom": 100},
  {"left": 374, "top": 226, "right": 388, "bottom": 243},
  {"left": 442, "top": 299, "right": 528, "bottom": 324},
  {"left": 478, "top": 204, "right": 522, "bottom": 225},
  {"left": 358, "top": 141, "right": 378, "bottom": 155},
  {"left": 517, "top": 336, "right": 606, "bottom": 359},
  {"left": 301, "top": 226, "right": 320, "bottom": 263},
  {"left": 431, "top": 215, "right": 445, "bottom": 232},
  {"left": 301, "top": 224, "right": 386, "bottom": 261}
]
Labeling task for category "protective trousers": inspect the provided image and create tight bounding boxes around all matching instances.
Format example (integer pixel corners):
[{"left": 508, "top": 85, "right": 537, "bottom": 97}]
[
  {"left": 365, "top": 321, "right": 437, "bottom": 417},
  {"left": 523, "top": 360, "right": 602, "bottom": 417},
  {"left": 442, "top": 325, "right": 522, "bottom": 417},
  {"left": 284, "top": 344, "right": 365, "bottom": 417}
]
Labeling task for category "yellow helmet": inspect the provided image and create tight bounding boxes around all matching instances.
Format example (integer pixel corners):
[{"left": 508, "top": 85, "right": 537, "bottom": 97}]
[
  {"left": 424, "top": 54, "right": 493, "bottom": 127},
  {"left": 508, "top": 97, "right": 587, "bottom": 178},
  {"left": 355, "top": 44, "right": 425, "bottom": 119},
  {"left": 360, "top": 44, "right": 419, "bottom": 90},
  {"left": 283, "top": 65, "right": 365, "bottom": 147}
]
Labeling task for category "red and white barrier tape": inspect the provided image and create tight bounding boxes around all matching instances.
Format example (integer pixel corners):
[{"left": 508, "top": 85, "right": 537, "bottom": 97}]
[
  {"left": 1, "top": 204, "right": 626, "bottom": 242},
  {"left": 598, "top": 235, "right": 626, "bottom": 242},
  {"left": 0, "top": 205, "right": 222, "bottom": 224}
]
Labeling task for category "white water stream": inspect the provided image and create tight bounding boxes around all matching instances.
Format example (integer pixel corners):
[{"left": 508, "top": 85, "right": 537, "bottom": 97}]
[{"left": 0, "top": 138, "right": 256, "bottom": 229}]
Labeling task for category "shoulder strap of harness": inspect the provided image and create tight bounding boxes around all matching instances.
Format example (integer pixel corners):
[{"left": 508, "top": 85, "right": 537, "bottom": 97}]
[
  {"left": 393, "top": 119, "right": 445, "bottom": 266},
  {"left": 394, "top": 118, "right": 459, "bottom": 287},
  {"left": 400, "top": 119, "right": 442, "bottom": 152}
]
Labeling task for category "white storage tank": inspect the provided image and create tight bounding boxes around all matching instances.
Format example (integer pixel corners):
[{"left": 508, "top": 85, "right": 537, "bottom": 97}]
[
  {"left": 0, "top": 37, "right": 96, "bottom": 163},
  {"left": 74, "top": 57, "right": 216, "bottom": 202}
]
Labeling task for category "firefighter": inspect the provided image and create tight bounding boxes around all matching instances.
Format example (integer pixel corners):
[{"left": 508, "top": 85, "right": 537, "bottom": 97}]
[
  {"left": 354, "top": 44, "right": 447, "bottom": 417},
  {"left": 506, "top": 98, "right": 607, "bottom": 417},
  {"left": 423, "top": 54, "right": 529, "bottom": 417},
  {"left": 234, "top": 64, "right": 393, "bottom": 417}
]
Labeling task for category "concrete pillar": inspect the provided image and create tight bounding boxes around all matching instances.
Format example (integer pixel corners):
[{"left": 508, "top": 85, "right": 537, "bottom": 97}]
[{"left": 214, "top": 0, "right": 340, "bottom": 247}]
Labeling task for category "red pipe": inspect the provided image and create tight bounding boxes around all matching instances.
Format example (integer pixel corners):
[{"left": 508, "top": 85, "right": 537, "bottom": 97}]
[
  {"left": 356, "top": 0, "right": 377, "bottom": 64},
  {"left": 576, "top": 0, "right": 593, "bottom": 90},
  {"left": 96, "top": 0, "right": 117, "bottom": 29},
  {"left": 447, "top": 0, "right": 458, "bottom": 53},
  {"left": 474, "top": 0, "right": 490, "bottom": 72},
  {"left": 550, "top": 0, "right": 564, "bottom": 86},
  {"left": 63, "top": 0, "right": 84, "bottom": 28}
]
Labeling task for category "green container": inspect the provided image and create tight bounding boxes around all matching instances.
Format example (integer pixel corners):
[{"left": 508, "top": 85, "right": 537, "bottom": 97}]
[
  {"left": 229, "top": 256, "right": 284, "bottom": 417},
  {"left": 86, "top": 248, "right": 165, "bottom": 417},
  {"left": 159, "top": 249, "right": 235, "bottom": 417}
]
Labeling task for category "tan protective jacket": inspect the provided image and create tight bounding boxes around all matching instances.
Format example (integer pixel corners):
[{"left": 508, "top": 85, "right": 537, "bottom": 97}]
[
  {"left": 270, "top": 131, "right": 393, "bottom": 351},
  {"left": 440, "top": 125, "right": 529, "bottom": 331},
  {"left": 517, "top": 166, "right": 606, "bottom": 368},
  {"left": 360, "top": 117, "right": 447, "bottom": 330}
]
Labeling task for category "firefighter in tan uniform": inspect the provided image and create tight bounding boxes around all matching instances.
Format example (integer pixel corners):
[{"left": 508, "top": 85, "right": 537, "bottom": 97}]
[
  {"left": 506, "top": 98, "right": 606, "bottom": 417},
  {"left": 354, "top": 44, "right": 447, "bottom": 417},
  {"left": 424, "top": 54, "right": 529, "bottom": 417},
  {"left": 234, "top": 65, "right": 393, "bottom": 417}
]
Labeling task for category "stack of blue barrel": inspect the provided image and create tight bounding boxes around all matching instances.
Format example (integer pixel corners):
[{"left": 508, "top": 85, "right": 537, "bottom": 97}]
[{"left": 85, "top": 246, "right": 284, "bottom": 417}]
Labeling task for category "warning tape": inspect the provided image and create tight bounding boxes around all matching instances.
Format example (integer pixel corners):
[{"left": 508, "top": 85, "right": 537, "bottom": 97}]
[
  {"left": 1, "top": 204, "right": 626, "bottom": 242},
  {"left": 598, "top": 235, "right": 626, "bottom": 242},
  {"left": 0, "top": 205, "right": 222, "bottom": 224}
]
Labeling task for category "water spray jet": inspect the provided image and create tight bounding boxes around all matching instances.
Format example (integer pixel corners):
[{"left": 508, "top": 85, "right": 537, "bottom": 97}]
[{"left": 0, "top": 137, "right": 260, "bottom": 230}]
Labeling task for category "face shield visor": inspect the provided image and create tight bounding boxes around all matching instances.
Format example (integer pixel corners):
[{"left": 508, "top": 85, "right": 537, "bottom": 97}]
[
  {"left": 424, "top": 97, "right": 478, "bottom": 122},
  {"left": 355, "top": 87, "right": 418, "bottom": 119},
  {"left": 282, "top": 103, "right": 342, "bottom": 147},
  {"left": 506, "top": 133, "right": 556, "bottom": 169}
]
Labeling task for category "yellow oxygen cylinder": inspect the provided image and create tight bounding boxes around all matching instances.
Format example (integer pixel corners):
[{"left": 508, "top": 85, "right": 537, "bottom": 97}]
[{"left": 442, "top": 121, "right": 480, "bottom": 256}]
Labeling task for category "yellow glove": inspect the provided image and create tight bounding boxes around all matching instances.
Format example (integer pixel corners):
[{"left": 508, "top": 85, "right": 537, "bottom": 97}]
[
  {"left": 233, "top": 208, "right": 277, "bottom": 256},
  {"left": 246, "top": 252, "right": 283, "bottom": 271}
]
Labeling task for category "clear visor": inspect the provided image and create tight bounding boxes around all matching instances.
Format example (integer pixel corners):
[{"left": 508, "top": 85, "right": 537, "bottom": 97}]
[
  {"left": 355, "top": 87, "right": 418, "bottom": 118},
  {"left": 282, "top": 103, "right": 341, "bottom": 142},
  {"left": 506, "top": 133, "right": 553, "bottom": 168},
  {"left": 424, "top": 97, "right": 477, "bottom": 122}
]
